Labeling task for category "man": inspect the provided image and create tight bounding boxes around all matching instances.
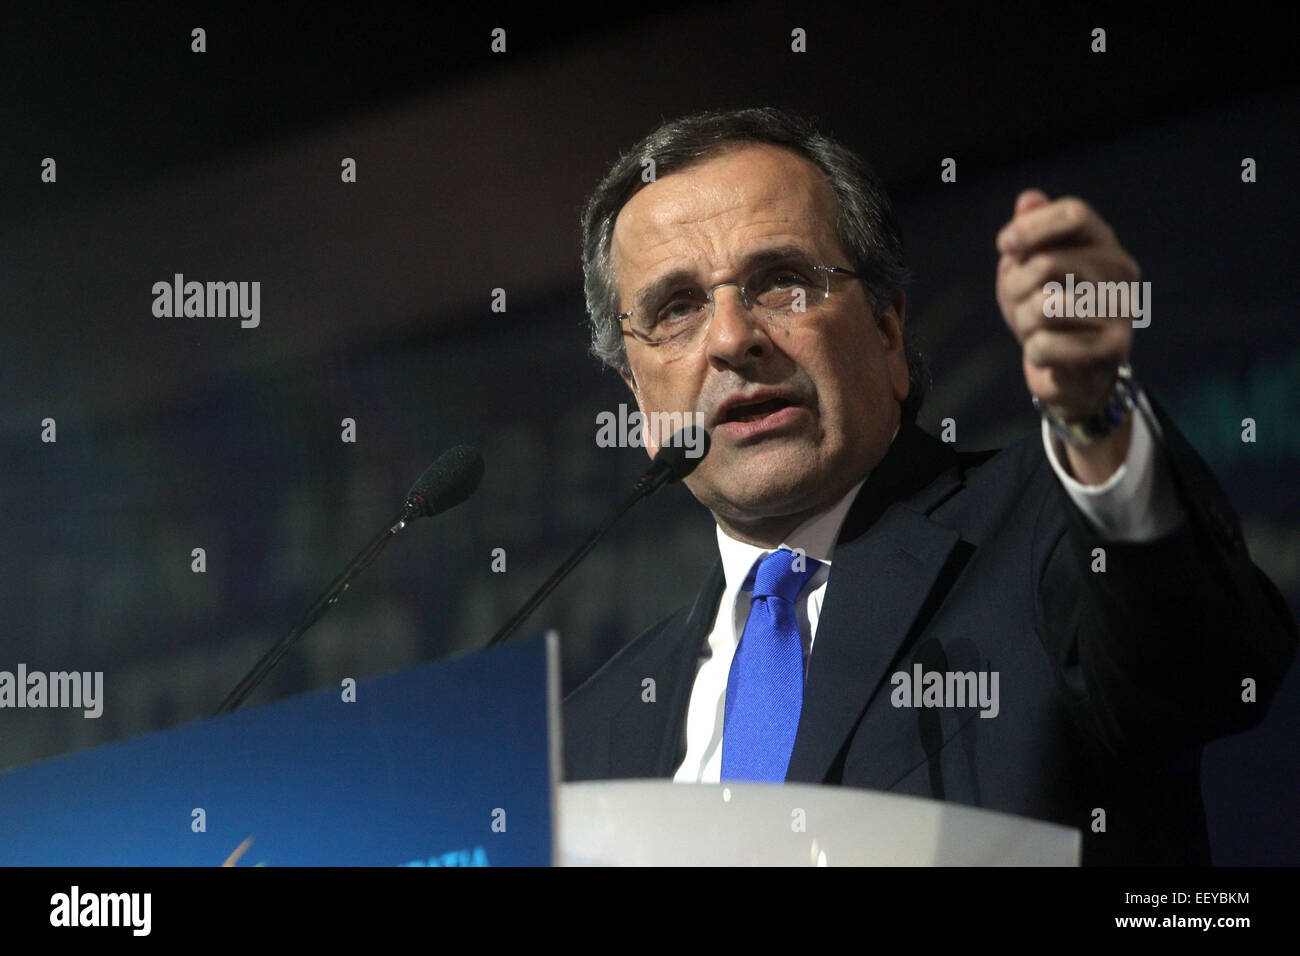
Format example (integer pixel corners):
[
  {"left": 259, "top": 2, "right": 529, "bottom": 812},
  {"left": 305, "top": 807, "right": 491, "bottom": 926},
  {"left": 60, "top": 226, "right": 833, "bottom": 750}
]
[{"left": 562, "top": 107, "right": 1296, "bottom": 865}]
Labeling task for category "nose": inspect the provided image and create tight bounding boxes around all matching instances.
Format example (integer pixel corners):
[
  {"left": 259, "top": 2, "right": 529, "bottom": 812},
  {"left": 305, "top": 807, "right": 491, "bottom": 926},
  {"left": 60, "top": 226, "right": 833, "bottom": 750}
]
[{"left": 705, "top": 284, "right": 771, "bottom": 367}]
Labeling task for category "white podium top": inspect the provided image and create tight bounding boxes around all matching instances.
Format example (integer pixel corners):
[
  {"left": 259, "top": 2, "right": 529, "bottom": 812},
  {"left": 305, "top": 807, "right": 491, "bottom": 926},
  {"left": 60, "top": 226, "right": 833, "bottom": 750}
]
[{"left": 558, "top": 781, "right": 1080, "bottom": 866}]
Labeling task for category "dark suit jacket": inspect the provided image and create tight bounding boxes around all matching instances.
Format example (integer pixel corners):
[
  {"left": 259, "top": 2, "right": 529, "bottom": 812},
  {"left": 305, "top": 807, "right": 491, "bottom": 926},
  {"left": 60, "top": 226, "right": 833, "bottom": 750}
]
[{"left": 562, "top": 393, "right": 1298, "bottom": 865}]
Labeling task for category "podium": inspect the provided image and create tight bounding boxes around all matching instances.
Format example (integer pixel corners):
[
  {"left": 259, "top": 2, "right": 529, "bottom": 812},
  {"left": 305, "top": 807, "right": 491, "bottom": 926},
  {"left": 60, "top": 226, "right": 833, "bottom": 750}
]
[
  {"left": 0, "top": 632, "right": 1079, "bottom": 865},
  {"left": 0, "top": 634, "right": 560, "bottom": 866},
  {"left": 559, "top": 780, "right": 1080, "bottom": 865}
]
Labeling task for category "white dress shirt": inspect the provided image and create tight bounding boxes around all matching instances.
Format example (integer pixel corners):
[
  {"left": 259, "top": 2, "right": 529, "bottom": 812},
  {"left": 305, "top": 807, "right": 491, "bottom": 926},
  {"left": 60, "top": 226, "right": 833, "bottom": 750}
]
[{"left": 673, "top": 393, "right": 1183, "bottom": 783}]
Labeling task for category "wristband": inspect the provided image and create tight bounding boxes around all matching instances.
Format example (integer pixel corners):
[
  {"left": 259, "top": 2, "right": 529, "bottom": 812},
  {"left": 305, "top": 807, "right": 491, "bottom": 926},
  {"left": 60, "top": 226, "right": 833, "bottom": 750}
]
[{"left": 1033, "top": 363, "right": 1140, "bottom": 448}]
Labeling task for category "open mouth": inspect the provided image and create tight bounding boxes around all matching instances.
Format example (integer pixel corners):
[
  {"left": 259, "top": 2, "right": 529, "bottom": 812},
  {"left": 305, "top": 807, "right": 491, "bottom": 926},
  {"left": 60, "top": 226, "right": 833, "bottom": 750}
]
[{"left": 723, "top": 397, "right": 797, "bottom": 423}]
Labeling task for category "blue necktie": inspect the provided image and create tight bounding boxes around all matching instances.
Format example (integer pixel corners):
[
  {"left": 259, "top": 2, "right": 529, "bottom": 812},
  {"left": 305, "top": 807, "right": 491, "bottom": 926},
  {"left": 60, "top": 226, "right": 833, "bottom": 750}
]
[{"left": 721, "top": 548, "right": 824, "bottom": 782}]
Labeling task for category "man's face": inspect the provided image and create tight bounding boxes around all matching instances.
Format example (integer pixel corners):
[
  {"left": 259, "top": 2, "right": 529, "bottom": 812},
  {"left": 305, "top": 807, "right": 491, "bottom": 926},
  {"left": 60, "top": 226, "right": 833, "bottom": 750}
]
[{"left": 610, "top": 143, "right": 910, "bottom": 540}]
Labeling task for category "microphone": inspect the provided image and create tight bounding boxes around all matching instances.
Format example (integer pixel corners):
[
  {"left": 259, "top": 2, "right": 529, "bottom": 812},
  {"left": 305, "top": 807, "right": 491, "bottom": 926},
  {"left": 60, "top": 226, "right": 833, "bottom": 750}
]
[
  {"left": 406, "top": 445, "right": 484, "bottom": 519},
  {"left": 632, "top": 434, "right": 707, "bottom": 495},
  {"left": 215, "top": 446, "right": 484, "bottom": 715},
  {"left": 485, "top": 427, "right": 709, "bottom": 649}
]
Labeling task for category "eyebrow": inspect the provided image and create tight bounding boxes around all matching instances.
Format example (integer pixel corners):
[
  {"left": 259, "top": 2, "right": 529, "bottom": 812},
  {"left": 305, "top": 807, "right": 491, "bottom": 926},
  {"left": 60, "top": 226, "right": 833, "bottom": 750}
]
[{"left": 628, "top": 243, "right": 819, "bottom": 313}]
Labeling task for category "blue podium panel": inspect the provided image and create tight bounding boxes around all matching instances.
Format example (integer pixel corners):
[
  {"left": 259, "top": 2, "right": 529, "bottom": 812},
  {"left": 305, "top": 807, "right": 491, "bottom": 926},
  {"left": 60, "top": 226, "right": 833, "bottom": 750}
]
[{"left": 0, "top": 633, "right": 559, "bottom": 866}]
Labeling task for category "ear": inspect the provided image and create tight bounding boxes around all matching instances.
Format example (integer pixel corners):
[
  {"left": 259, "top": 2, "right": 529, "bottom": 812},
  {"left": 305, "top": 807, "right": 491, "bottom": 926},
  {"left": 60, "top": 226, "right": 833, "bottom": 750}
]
[{"left": 876, "top": 289, "right": 909, "bottom": 403}]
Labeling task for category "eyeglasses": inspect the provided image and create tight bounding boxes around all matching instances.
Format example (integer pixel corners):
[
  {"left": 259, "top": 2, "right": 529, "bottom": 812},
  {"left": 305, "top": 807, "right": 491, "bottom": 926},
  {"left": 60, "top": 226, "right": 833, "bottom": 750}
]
[{"left": 617, "top": 256, "right": 864, "bottom": 363}]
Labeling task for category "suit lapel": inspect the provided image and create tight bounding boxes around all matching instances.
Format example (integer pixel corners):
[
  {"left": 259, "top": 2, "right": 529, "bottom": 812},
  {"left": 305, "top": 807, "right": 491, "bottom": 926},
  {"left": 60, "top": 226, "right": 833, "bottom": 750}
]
[
  {"left": 606, "top": 560, "right": 724, "bottom": 778},
  {"left": 655, "top": 560, "right": 726, "bottom": 775},
  {"left": 786, "top": 423, "right": 965, "bottom": 784}
]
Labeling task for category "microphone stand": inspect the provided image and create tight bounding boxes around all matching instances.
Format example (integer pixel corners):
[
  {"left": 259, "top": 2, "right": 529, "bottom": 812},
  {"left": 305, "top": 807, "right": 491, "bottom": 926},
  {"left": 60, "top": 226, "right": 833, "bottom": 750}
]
[
  {"left": 214, "top": 501, "right": 418, "bottom": 716},
  {"left": 483, "top": 446, "right": 693, "bottom": 649}
]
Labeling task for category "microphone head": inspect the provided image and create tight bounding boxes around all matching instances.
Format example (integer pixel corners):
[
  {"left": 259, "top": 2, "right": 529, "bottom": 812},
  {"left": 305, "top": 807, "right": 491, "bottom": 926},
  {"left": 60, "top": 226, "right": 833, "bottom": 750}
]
[
  {"left": 650, "top": 426, "right": 710, "bottom": 483},
  {"left": 406, "top": 445, "right": 484, "bottom": 518}
]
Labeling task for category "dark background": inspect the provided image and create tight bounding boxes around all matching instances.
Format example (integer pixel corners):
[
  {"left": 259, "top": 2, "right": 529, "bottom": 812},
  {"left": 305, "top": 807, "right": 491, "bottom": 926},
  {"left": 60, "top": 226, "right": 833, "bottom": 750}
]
[{"left": 2, "top": 1, "right": 1296, "bottom": 863}]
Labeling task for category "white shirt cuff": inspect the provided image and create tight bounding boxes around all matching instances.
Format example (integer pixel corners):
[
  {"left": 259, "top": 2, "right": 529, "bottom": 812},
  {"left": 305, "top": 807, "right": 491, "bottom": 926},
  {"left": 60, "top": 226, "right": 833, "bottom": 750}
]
[{"left": 1041, "top": 391, "right": 1184, "bottom": 542}]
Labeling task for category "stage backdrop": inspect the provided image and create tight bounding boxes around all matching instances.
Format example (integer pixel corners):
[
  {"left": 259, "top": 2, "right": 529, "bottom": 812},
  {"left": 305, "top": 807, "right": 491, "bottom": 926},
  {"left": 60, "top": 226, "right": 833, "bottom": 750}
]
[{"left": 1, "top": 11, "right": 1295, "bottom": 865}]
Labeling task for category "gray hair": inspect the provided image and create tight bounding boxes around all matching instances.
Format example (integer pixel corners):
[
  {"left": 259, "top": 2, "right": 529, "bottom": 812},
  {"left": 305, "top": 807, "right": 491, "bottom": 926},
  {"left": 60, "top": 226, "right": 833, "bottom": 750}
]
[{"left": 579, "top": 106, "right": 929, "bottom": 423}]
